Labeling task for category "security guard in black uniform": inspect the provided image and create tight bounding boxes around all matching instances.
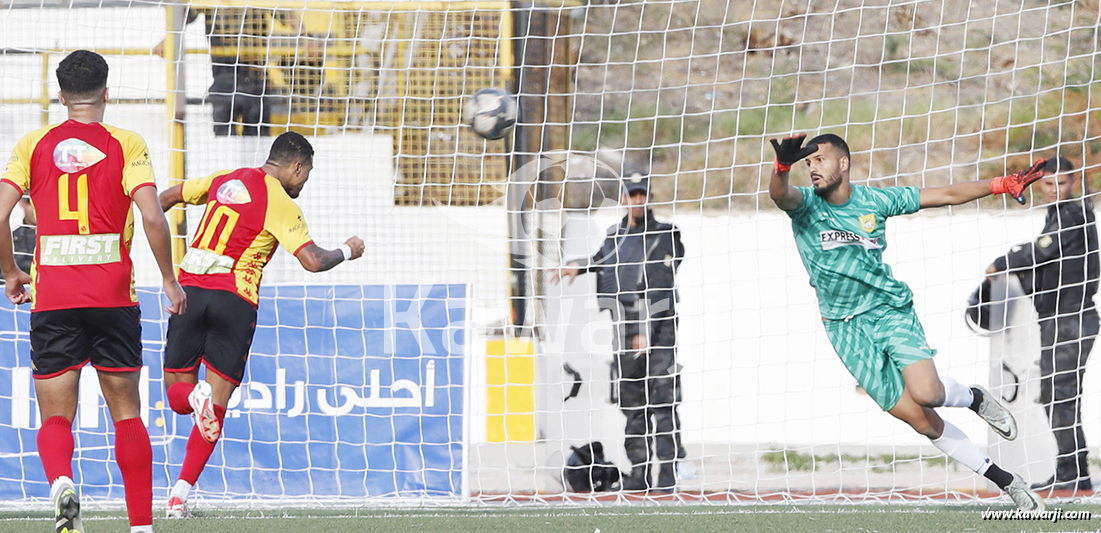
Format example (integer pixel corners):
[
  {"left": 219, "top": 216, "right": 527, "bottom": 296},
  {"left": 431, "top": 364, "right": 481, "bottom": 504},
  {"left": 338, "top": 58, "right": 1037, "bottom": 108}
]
[
  {"left": 157, "top": 8, "right": 270, "bottom": 136},
  {"left": 552, "top": 173, "right": 686, "bottom": 492},
  {"left": 988, "top": 156, "right": 1100, "bottom": 492}
]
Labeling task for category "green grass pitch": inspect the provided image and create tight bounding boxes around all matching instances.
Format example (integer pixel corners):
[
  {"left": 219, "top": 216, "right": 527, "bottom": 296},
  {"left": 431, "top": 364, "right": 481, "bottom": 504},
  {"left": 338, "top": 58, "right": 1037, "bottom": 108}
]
[{"left": 3, "top": 504, "right": 1100, "bottom": 533}]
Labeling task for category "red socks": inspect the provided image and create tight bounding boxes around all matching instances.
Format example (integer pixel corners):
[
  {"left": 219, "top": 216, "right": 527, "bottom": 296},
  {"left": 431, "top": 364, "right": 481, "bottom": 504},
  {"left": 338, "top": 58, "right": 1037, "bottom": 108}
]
[
  {"left": 167, "top": 382, "right": 196, "bottom": 414},
  {"left": 114, "top": 417, "right": 152, "bottom": 527},
  {"left": 40, "top": 416, "right": 154, "bottom": 527},
  {"left": 178, "top": 404, "right": 226, "bottom": 485},
  {"left": 37, "top": 416, "right": 74, "bottom": 483}
]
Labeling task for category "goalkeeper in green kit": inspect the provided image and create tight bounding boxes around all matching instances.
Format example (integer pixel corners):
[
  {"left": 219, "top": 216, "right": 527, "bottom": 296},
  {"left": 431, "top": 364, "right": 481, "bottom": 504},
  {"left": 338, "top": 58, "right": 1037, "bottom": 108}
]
[{"left": 769, "top": 133, "right": 1046, "bottom": 510}]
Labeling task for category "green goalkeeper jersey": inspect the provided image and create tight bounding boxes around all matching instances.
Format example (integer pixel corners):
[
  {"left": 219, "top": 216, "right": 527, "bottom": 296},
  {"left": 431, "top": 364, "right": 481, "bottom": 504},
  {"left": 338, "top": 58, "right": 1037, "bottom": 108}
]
[{"left": 787, "top": 184, "right": 921, "bottom": 320}]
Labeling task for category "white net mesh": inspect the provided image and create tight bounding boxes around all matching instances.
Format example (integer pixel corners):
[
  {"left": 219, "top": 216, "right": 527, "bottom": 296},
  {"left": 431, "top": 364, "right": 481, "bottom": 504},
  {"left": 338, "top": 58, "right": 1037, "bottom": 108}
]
[{"left": 0, "top": 0, "right": 1098, "bottom": 509}]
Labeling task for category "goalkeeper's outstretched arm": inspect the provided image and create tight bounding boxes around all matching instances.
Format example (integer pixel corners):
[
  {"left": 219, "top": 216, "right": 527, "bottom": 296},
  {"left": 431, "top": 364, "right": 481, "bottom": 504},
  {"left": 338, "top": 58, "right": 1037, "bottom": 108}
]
[
  {"left": 918, "top": 180, "right": 994, "bottom": 208},
  {"left": 920, "top": 159, "right": 1048, "bottom": 208}
]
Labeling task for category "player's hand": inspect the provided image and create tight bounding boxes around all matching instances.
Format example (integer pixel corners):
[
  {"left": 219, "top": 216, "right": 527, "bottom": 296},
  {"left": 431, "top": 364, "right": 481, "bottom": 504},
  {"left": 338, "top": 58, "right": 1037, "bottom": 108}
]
[
  {"left": 163, "top": 279, "right": 187, "bottom": 315},
  {"left": 344, "top": 237, "right": 365, "bottom": 260},
  {"left": 4, "top": 270, "right": 31, "bottom": 305},
  {"left": 550, "top": 266, "right": 580, "bottom": 286},
  {"left": 769, "top": 134, "right": 819, "bottom": 172},
  {"left": 990, "top": 158, "right": 1048, "bottom": 205}
]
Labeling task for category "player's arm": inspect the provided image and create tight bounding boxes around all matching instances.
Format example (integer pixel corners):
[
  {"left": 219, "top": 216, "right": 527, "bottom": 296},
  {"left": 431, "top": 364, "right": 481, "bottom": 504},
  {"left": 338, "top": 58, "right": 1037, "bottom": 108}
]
[
  {"left": 268, "top": 196, "right": 364, "bottom": 272},
  {"left": 159, "top": 175, "right": 214, "bottom": 212},
  {"left": 0, "top": 183, "right": 30, "bottom": 304},
  {"left": 768, "top": 135, "right": 817, "bottom": 211},
  {"left": 769, "top": 166, "right": 802, "bottom": 211},
  {"left": 159, "top": 184, "right": 185, "bottom": 211},
  {"left": 918, "top": 181, "right": 994, "bottom": 208},
  {"left": 295, "top": 238, "right": 365, "bottom": 272},
  {"left": 920, "top": 159, "right": 1048, "bottom": 208},
  {"left": 133, "top": 186, "right": 187, "bottom": 315},
  {"left": 0, "top": 134, "right": 35, "bottom": 304},
  {"left": 159, "top": 183, "right": 209, "bottom": 211},
  {"left": 118, "top": 131, "right": 186, "bottom": 314}
]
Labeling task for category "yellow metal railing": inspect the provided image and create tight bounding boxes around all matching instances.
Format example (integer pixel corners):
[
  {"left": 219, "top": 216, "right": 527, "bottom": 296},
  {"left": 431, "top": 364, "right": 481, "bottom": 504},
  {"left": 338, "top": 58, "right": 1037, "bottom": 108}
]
[
  {"left": 1, "top": 48, "right": 208, "bottom": 129},
  {"left": 1, "top": 0, "right": 524, "bottom": 208}
]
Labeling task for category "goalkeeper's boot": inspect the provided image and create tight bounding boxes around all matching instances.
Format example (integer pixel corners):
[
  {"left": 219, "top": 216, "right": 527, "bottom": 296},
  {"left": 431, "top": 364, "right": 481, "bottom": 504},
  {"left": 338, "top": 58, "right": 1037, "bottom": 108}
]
[
  {"left": 971, "top": 385, "right": 1018, "bottom": 441},
  {"left": 1006, "top": 473, "right": 1045, "bottom": 512},
  {"left": 166, "top": 495, "right": 192, "bottom": 519},
  {"left": 51, "top": 477, "right": 83, "bottom": 533},
  {"left": 189, "top": 381, "right": 220, "bottom": 443}
]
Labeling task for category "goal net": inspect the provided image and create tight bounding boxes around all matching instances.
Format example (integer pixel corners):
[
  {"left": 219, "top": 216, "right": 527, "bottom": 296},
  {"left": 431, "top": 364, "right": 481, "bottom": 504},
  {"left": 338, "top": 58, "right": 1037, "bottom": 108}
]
[{"left": 0, "top": 0, "right": 1098, "bottom": 509}]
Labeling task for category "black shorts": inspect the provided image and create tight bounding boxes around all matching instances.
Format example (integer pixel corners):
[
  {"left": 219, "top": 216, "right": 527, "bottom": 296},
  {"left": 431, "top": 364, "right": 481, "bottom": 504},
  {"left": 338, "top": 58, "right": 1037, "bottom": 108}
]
[
  {"left": 164, "top": 286, "right": 257, "bottom": 385},
  {"left": 30, "top": 306, "right": 142, "bottom": 379}
]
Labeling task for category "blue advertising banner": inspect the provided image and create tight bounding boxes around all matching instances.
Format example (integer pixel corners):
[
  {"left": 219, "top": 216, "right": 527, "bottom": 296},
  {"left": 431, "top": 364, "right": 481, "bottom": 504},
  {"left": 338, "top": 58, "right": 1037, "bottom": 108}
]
[{"left": 0, "top": 284, "right": 468, "bottom": 501}]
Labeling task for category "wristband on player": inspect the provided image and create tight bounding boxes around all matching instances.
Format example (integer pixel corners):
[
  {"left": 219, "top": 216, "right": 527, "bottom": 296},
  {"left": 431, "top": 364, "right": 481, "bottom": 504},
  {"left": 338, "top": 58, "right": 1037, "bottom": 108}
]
[
  {"left": 774, "top": 159, "right": 792, "bottom": 174},
  {"left": 989, "top": 176, "right": 1010, "bottom": 195},
  {"left": 339, "top": 244, "right": 353, "bottom": 261}
]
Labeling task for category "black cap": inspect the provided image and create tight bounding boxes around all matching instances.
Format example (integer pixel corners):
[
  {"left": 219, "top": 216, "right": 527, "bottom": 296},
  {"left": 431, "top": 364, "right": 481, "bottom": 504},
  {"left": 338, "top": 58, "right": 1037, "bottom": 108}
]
[{"left": 622, "top": 172, "right": 649, "bottom": 194}]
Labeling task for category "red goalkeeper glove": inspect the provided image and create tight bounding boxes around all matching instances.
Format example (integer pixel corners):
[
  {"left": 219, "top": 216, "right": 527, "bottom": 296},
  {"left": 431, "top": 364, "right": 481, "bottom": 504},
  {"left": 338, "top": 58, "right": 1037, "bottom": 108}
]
[
  {"left": 990, "top": 158, "right": 1048, "bottom": 205},
  {"left": 770, "top": 134, "right": 819, "bottom": 173}
]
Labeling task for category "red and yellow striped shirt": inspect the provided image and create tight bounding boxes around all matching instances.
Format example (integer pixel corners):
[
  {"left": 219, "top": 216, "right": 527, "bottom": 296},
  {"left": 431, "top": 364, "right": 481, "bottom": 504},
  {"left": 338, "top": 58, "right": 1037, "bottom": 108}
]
[
  {"left": 177, "top": 168, "right": 313, "bottom": 306},
  {"left": 1, "top": 120, "right": 155, "bottom": 312}
]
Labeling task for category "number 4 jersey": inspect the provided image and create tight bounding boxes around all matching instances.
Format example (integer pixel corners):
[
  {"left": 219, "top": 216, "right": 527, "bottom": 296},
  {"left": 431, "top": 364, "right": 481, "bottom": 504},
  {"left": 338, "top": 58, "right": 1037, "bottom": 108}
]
[
  {"left": 2, "top": 120, "right": 155, "bottom": 312},
  {"left": 176, "top": 168, "right": 313, "bottom": 306}
]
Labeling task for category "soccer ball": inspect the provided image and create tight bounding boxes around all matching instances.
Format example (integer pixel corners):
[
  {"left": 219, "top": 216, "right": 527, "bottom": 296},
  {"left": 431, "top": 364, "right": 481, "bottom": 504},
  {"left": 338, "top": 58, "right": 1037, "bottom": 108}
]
[{"left": 463, "top": 87, "right": 517, "bottom": 140}]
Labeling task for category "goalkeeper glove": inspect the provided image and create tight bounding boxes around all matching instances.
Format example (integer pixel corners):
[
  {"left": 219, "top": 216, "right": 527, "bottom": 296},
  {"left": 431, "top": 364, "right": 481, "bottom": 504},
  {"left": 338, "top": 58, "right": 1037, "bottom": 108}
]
[
  {"left": 770, "top": 134, "right": 819, "bottom": 173},
  {"left": 990, "top": 158, "right": 1048, "bottom": 205}
]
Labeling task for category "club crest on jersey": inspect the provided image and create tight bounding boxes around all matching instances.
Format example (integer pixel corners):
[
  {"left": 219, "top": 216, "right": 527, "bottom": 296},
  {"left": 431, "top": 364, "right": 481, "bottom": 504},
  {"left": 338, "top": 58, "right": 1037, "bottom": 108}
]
[
  {"left": 859, "top": 213, "right": 876, "bottom": 233},
  {"left": 820, "top": 230, "right": 882, "bottom": 251},
  {"left": 216, "top": 179, "right": 252, "bottom": 205},
  {"left": 53, "top": 138, "right": 105, "bottom": 173}
]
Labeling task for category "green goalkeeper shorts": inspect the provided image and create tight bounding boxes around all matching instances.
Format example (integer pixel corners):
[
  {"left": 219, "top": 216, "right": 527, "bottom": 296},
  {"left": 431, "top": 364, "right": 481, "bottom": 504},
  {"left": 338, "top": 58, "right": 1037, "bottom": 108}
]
[{"left": 822, "top": 303, "right": 936, "bottom": 412}]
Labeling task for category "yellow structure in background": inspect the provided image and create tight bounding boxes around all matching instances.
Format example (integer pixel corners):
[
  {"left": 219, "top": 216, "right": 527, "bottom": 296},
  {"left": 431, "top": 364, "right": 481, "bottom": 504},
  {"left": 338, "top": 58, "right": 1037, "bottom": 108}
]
[
  {"left": 485, "top": 337, "right": 535, "bottom": 442},
  {"left": 188, "top": 0, "right": 514, "bottom": 206}
]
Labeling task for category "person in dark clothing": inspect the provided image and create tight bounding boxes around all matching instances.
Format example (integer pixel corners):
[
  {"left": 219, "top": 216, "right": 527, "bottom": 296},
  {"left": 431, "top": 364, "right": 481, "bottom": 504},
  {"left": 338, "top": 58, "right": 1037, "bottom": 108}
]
[
  {"left": 157, "top": 8, "right": 271, "bottom": 136},
  {"left": 552, "top": 173, "right": 686, "bottom": 492},
  {"left": 987, "top": 156, "right": 1100, "bottom": 493}
]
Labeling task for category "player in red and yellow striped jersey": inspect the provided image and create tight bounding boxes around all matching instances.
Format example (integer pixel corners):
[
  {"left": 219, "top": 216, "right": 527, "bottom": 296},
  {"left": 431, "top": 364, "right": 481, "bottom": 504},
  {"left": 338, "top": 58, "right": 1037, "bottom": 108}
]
[
  {"left": 0, "top": 50, "right": 186, "bottom": 533},
  {"left": 157, "top": 131, "right": 364, "bottom": 518}
]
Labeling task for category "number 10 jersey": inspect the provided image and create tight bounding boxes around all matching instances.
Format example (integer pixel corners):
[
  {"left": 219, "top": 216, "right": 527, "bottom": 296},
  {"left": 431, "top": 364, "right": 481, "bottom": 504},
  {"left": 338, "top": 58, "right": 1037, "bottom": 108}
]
[{"left": 177, "top": 168, "right": 314, "bottom": 307}]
